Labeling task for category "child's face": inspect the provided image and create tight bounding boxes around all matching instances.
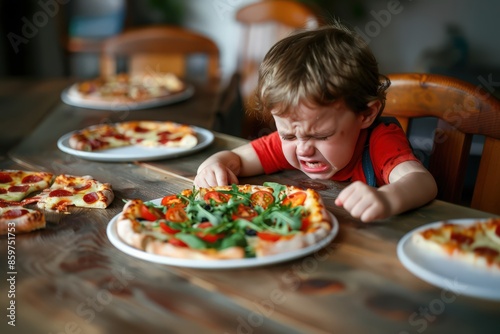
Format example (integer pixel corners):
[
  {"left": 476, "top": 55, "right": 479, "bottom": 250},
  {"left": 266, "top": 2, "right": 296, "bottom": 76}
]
[{"left": 273, "top": 100, "right": 367, "bottom": 180}]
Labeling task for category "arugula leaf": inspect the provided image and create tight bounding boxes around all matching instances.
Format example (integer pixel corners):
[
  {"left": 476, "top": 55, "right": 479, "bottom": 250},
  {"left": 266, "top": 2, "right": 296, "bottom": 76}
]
[
  {"left": 263, "top": 182, "right": 287, "bottom": 203},
  {"left": 186, "top": 203, "right": 222, "bottom": 226},
  {"left": 174, "top": 233, "right": 207, "bottom": 249},
  {"left": 220, "top": 232, "right": 247, "bottom": 250}
]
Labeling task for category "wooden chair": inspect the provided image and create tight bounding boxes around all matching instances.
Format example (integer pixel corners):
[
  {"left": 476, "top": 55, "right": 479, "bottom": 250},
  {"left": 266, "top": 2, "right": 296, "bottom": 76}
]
[
  {"left": 383, "top": 73, "right": 500, "bottom": 214},
  {"left": 234, "top": 0, "right": 321, "bottom": 138},
  {"left": 100, "top": 25, "right": 220, "bottom": 83}
]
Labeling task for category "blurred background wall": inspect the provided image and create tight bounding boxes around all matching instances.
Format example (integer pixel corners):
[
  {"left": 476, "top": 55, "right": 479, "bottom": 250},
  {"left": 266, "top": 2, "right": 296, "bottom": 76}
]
[{"left": 1, "top": 0, "right": 500, "bottom": 87}]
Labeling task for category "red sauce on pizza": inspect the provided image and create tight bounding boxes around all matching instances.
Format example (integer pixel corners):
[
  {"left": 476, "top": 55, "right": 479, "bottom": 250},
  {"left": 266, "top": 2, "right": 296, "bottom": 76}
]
[
  {"left": 450, "top": 232, "right": 474, "bottom": 245},
  {"left": 473, "top": 246, "right": 499, "bottom": 257},
  {"left": 74, "top": 183, "right": 92, "bottom": 192},
  {"left": 134, "top": 126, "right": 149, "bottom": 133}
]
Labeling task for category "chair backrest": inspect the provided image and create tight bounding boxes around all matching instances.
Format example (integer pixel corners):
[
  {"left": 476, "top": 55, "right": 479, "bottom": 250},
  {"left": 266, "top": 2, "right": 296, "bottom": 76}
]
[
  {"left": 383, "top": 73, "right": 500, "bottom": 214},
  {"left": 100, "top": 25, "right": 220, "bottom": 82},
  {"left": 235, "top": 0, "right": 321, "bottom": 138}
]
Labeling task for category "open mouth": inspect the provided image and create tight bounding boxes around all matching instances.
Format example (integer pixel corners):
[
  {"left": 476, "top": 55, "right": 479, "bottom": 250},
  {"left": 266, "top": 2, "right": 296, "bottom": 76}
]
[{"left": 300, "top": 160, "right": 329, "bottom": 173}]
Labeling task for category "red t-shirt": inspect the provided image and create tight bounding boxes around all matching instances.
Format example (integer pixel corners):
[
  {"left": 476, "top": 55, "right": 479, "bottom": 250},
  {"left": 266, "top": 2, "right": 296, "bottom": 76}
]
[{"left": 250, "top": 122, "right": 419, "bottom": 186}]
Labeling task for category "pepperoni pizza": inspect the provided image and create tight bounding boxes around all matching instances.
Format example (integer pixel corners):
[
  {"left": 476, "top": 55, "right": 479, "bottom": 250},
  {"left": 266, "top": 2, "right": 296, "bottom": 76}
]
[
  {"left": 71, "top": 72, "right": 185, "bottom": 103},
  {"left": 68, "top": 121, "right": 198, "bottom": 152}
]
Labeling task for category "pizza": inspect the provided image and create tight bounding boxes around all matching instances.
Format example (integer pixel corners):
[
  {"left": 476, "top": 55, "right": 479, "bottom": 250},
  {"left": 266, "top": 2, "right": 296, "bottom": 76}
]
[
  {"left": 68, "top": 120, "right": 198, "bottom": 152},
  {"left": 412, "top": 218, "right": 500, "bottom": 270},
  {"left": 0, "top": 170, "right": 53, "bottom": 203},
  {"left": 36, "top": 174, "right": 114, "bottom": 212},
  {"left": 71, "top": 72, "right": 185, "bottom": 103},
  {"left": 0, "top": 205, "right": 46, "bottom": 235},
  {"left": 115, "top": 182, "right": 333, "bottom": 260}
]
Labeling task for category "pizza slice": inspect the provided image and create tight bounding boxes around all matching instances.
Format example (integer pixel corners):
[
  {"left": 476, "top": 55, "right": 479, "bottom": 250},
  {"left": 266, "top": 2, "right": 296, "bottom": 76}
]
[
  {"left": 0, "top": 170, "right": 53, "bottom": 202},
  {"left": 115, "top": 121, "right": 198, "bottom": 149},
  {"left": 68, "top": 124, "right": 131, "bottom": 152},
  {"left": 0, "top": 204, "right": 46, "bottom": 235},
  {"left": 36, "top": 174, "right": 114, "bottom": 212},
  {"left": 115, "top": 183, "right": 333, "bottom": 260},
  {"left": 412, "top": 218, "right": 500, "bottom": 270}
]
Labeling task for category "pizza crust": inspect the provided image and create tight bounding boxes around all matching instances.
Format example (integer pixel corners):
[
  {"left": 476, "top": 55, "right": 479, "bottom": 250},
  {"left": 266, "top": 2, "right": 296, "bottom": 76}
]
[{"left": 0, "top": 206, "right": 46, "bottom": 235}]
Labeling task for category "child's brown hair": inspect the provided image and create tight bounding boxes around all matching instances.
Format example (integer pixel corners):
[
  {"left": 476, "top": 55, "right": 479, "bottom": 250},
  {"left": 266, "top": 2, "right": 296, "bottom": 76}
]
[{"left": 254, "top": 22, "right": 390, "bottom": 118}]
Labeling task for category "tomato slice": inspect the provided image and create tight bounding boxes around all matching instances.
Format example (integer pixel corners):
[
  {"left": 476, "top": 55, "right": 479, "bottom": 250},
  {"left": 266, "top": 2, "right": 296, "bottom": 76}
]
[
  {"left": 161, "top": 194, "right": 182, "bottom": 207},
  {"left": 257, "top": 231, "right": 282, "bottom": 242},
  {"left": 160, "top": 222, "right": 182, "bottom": 234},
  {"left": 203, "top": 191, "right": 231, "bottom": 204},
  {"left": 196, "top": 222, "right": 225, "bottom": 243},
  {"left": 300, "top": 217, "right": 311, "bottom": 232},
  {"left": 232, "top": 204, "right": 258, "bottom": 221},
  {"left": 282, "top": 191, "right": 307, "bottom": 207},
  {"left": 169, "top": 238, "right": 188, "bottom": 247},
  {"left": 250, "top": 191, "right": 274, "bottom": 209},
  {"left": 140, "top": 205, "right": 162, "bottom": 221},
  {"left": 165, "top": 205, "right": 188, "bottom": 222}
]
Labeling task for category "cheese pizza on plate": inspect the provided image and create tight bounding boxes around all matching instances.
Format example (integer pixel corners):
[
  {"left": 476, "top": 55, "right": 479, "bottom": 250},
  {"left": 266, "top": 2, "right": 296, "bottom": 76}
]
[{"left": 412, "top": 218, "right": 500, "bottom": 271}]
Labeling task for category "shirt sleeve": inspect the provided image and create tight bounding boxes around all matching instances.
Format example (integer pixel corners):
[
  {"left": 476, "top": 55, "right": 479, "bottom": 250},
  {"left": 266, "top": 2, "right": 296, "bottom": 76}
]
[
  {"left": 370, "top": 123, "right": 421, "bottom": 185},
  {"left": 250, "top": 132, "right": 294, "bottom": 174}
]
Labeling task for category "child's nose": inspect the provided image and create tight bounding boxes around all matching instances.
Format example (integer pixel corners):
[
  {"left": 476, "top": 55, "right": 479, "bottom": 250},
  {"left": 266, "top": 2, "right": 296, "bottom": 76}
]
[{"left": 296, "top": 139, "right": 314, "bottom": 156}]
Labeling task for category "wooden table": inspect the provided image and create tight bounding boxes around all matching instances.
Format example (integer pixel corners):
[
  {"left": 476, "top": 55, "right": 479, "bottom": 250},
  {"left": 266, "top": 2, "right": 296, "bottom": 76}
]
[{"left": 1, "top": 78, "right": 499, "bottom": 334}]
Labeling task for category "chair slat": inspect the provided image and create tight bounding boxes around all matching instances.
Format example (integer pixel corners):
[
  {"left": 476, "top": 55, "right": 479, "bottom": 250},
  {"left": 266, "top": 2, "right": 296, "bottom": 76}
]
[{"left": 384, "top": 73, "right": 500, "bottom": 214}]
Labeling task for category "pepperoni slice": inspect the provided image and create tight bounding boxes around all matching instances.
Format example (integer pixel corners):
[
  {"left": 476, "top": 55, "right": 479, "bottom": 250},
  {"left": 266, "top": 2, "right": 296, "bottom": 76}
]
[
  {"left": 0, "top": 173, "right": 13, "bottom": 183},
  {"left": 450, "top": 232, "right": 473, "bottom": 246},
  {"left": 22, "top": 175, "right": 43, "bottom": 183},
  {"left": 74, "top": 183, "right": 92, "bottom": 192},
  {"left": 83, "top": 192, "right": 99, "bottom": 204},
  {"left": 2, "top": 209, "right": 29, "bottom": 219},
  {"left": 0, "top": 189, "right": 7, "bottom": 194},
  {"left": 134, "top": 126, "right": 149, "bottom": 133},
  {"left": 49, "top": 189, "right": 73, "bottom": 197},
  {"left": 8, "top": 185, "right": 30, "bottom": 193},
  {"left": 495, "top": 224, "right": 500, "bottom": 238},
  {"left": 473, "top": 246, "right": 499, "bottom": 257}
]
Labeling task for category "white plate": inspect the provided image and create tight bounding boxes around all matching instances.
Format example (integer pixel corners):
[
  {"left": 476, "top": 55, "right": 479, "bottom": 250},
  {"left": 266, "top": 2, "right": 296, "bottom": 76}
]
[
  {"left": 61, "top": 84, "right": 195, "bottom": 110},
  {"left": 57, "top": 125, "right": 214, "bottom": 162},
  {"left": 106, "top": 199, "right": 339, "bottom": 269},
  {"left": 397, "top": 218, "right": 500, "bottom": 301}
]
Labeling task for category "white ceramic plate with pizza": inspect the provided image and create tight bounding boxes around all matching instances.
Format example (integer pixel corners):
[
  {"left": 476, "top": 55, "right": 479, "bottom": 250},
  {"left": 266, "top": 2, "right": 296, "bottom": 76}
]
[
  {"left": 61, "top": 84, "right": 195, "bottom": 111},
  {"left": 57, "top": 125, "right": 214, "bottom": 162},
  {"left": 106, "top": 203, "right": 339, "bottom": 269},
  {"left": 397, "top": 218, "right": 500, "bottom": 301}
]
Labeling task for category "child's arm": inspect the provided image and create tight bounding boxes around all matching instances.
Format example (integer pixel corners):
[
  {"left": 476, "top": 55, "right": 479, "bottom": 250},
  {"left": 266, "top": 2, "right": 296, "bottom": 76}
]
[
  {"left": 335, "top": 161, "right": 437, "bottom": 222},
  {"left": 194, "top": 143, "right": 265, "bottom": 187}
]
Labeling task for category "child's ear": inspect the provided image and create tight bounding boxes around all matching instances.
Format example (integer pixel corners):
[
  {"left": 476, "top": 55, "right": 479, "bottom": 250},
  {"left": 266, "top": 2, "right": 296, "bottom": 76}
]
[{"left": 359, "top": 100, "right": 382, "bottom": 129}]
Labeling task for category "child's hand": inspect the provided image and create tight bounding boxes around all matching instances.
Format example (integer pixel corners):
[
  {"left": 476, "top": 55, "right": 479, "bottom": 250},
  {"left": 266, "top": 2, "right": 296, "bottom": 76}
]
[
  {"left": 335, "top": 181, "right": 392, "bottom": 222},
  {"left": 194, "top": 162, "right": 239, "bottom": 188}
]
